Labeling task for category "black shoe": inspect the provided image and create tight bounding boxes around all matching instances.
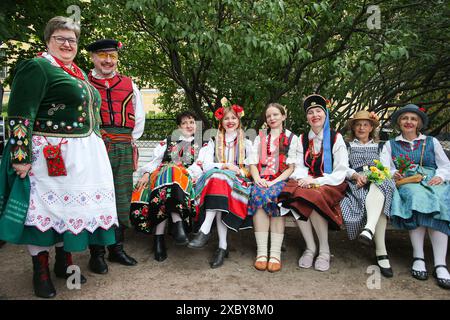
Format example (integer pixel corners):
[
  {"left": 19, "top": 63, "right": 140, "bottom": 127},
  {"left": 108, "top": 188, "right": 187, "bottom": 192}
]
[
  {"left": 432, "top": 265, "right": 450, "bottom": 290},
  {"left": 376, "top": 255, "right": 393, "bottom": 278},
  {"left": 411, "top": 257, "right": 428, "bottom": 280},
  {"left": 89, "top": 245, "right": 108, "bottom": 274},
  {"left": 358, "top": 228, "right": 374, "bottom": 246},
  {"left": 108, "top": 243, "right": 138, "bottom": 266},
  {"left": 54, "top": 246, "right": 87, "bottom": 284},
  {"left": 187, "top": 231, "right": 210, "bottom": 249},
  {"left": 172, "top": 221, "right": 189, "bottom": 246},
  {"left": 154, "top": 235, "right": 167, "bottom": 262},
  {"left": 210, "top": 248, "right": 229, "bottom": 269},
  {"left": 32, "top": 251, "right": 56, "bottom": 299}
]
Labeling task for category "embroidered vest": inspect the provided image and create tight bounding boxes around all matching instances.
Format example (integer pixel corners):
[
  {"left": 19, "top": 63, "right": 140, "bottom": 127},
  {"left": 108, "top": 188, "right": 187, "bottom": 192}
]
[
  {"left": 257, "top": 130, "right": 294, "bottom": 180},
  {"left": 301, "top": 130, "right": 338, "bottom": 178},
  {"left": 389, "top": 136, "right": 436, "bottom": 169},
  {"left": 162, "top": 136, "right": 197, "bottom": 167},
  {"left": 88, "top": 73, "right": 135, "bottom": 129}
]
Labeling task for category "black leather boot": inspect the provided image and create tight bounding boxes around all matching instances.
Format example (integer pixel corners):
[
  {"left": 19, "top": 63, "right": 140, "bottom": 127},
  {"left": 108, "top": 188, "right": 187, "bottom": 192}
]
[
  {"left": 172, "top": 221, "right": 189, "bottom": 245},
  {"left": 89, "top": 245, "right": 108, "bottom": 274},
  {"left": 154, "top": 234, "right": 167, "bottom": 262},
  {"left": 187, "top": 231, "right": 210, "bottom": 249},
  {"left": 54, "top": 246, "right": 86, "bottom": 284},
  {"left": 107, "top": 225, "right": 137, "bottom": 266},
  {"left": 210, "top": 248, "right": 229, "bottom": 269},
  {"left": 32, "top": 251, "right": 56, "bottom": 298}
]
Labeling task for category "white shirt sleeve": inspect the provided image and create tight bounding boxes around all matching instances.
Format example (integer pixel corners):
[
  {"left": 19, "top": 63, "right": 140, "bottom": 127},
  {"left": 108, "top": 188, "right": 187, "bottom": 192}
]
[
  {"left": 286, "top": 134, "right": 299, "bottom": 165},
  {"left": 243, "top": 138, "right": 254, "bottom": 167},
  {"left": 290, "top": 134, "right": 310, "bottom": 180},
  {"left": 202, "top": 139, "right": 222, "bottom": 172},
  {"left": 314, "top": 133, "right": 349, "bottom": 186},
  {"left": 131, "top": 82, "right": 145, "bottom": 140},
  {"left": 432, "top": 137, "right": 450, "bottom": 181},
  {"left": 380, "top": 141, "right": 398, "bottom": 176},
  {"left": 186, "top": 145, "right": 206, "bottom": 180},
  {"left": 247, "top": 135, "right": 260, "bottom": 165},
  {"left": 138, "top": 139, "right": 166, "bottom": 176}
]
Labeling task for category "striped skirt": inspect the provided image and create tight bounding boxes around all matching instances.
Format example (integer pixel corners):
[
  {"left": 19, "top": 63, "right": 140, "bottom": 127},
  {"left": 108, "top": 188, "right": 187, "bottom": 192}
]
[
  {"left": 195, "top": 168, "right": 252, "bottom": 232},
  {"left": 130, "top": 163, "right": 195, "bottom": 234}
]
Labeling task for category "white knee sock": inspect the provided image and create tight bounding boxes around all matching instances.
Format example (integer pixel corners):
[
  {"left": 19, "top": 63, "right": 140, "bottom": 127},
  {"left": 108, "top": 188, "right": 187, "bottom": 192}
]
[
  {"left": 364, "top": 184, "right": 385, "bottom": 234},
  {"left": 155, "top": 219, "right": 167, "bottom": 235},
  {"left": 409, "top": 227, "right": 427, "bottom": 272},
  {"left": 428, "top": 228, "right": 450, "bottom": 280},
  {"left": 269, "top": 232, "right": 284, "bottom": 262},
  {"left": 200, "top": 209, "right": 217, "bottom": 235},
  {"left": 28, "top": 245, "right": 51, "bottom": 256},
  {"left": 216, "top": 212, "right": 228, "bottom": 250},
  {"left": 374, "top": 214, "right": 390, "bottom": 268},
  {"left": 171, "top": 212, "right": 182, "bottom": 223},
  {"left": 255, "top": 232, "right": 269, "bottom": 261},
  {"left": 297, "top": 219, "right": 317, "bottom": 253},
  {"left": 310, "top": 212, "right": 330, "bottom": 254}
]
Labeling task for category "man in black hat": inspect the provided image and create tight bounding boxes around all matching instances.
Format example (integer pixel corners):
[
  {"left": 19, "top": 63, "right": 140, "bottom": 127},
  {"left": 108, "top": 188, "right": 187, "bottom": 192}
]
[{"left": 87, "top": 39, "right": 145, "bottom": 273}]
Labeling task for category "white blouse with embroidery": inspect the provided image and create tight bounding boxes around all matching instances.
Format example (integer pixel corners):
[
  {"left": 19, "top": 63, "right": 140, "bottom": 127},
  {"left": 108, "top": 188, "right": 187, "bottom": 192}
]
[
  {"left": 247, "top": 129, "right": 298, "bottom": 176},
  {"left": 138, "top": 135, "right": 203, "bottom": 179},
  {"left": 380, "top": 134, "right": 450, "bottom": 181},
  {"left": 201, "top": 131, "right": 253, "bottom": 172},
  {"left": 290, "top": 129, "right": 349, "bottom": 186}
]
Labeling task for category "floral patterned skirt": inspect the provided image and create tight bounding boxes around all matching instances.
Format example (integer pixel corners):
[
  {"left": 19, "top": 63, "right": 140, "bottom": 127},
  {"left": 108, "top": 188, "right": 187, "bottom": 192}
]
[
  {"left": 130, "top": 163, "right": 195, "bottom": 234},
  {"left": 248, "top": 181, "right": 286, "bottom": 217}
]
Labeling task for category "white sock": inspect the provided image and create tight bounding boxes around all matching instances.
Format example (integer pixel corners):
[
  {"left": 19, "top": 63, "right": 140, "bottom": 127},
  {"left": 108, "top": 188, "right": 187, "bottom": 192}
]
[
  {"left": 171, "top": 212, "right": 182, "bottom": 223},
  {"left": 374, "top": 214, "right": 390, "bottom": 268},
  {"left": 428, "top": 228, "right": 450, "bottom": 280},
  {"left": 216, "top": 212, "right": 228, "bottom": 250},
  {"left": 364, "top": 184, "right": 385, "bottom": 234},
  {"left": 155, "top": 219, "right": 167, "bottom": 235},
  {"left": 200, "top": 210, "right": 217, "bottom": 235},
  {"left": 28, "top": 245, "right": 51, "bottom": 256},
  {"left": 310, "top": 212, "right": 330, "bottom": 254},
  {"left": 297, "top": 219, "right": 317, "bottom": 254},
  {"left": 269, "top": 232, "right": 284, "bottom": 262},
  {"left": 255, "top": 232, "right": 269, "bottom": 261},
  {"left": 409, "top": 227, "right": 427, "bottom": 272}
]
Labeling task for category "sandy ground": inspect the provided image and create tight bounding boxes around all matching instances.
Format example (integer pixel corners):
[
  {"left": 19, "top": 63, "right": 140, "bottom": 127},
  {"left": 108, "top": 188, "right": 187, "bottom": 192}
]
[{"left": 0, "top": 223, "right": 449, "bottom": 300}]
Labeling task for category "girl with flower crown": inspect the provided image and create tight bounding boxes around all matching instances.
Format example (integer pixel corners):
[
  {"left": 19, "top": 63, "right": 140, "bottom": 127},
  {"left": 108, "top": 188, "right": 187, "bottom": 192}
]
[
  {"left": 278, "top": 94, "right": 349, "bottom": 272},
  {"left": 247, "top": 103, "right": 298, "bottom": 273},
  {"left": 340, "top": 110, "right": 396, "bottom": 278},
  {"left": 187, "top": 101, "right": 253, "bottom": 269},
  {"left": 130, "top": 111, "right": 203, "bottom": 262}
]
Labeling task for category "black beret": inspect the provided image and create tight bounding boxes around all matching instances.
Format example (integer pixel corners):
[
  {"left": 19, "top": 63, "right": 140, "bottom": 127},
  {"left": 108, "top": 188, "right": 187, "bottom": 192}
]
[
  {"left": 303, "top": 94, "right": 327, "bottom": 113},
  {"left": 86, "top": 39, "right": 122, "bottom": 52}
]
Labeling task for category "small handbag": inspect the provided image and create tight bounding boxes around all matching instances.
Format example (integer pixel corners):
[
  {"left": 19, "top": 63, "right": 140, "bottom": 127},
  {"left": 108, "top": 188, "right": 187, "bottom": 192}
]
[
  {"left": 395, "top": 138, "right": 426, "bottom": 187},
  {"left": 42, "top": 138, "right": 67, "bottom": 176}
]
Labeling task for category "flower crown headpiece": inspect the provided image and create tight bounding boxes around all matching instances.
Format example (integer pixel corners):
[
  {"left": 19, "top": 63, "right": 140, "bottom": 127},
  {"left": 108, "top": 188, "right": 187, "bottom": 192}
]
[{"left": 214, "top": 97, "right": 245, "bottom": 120}]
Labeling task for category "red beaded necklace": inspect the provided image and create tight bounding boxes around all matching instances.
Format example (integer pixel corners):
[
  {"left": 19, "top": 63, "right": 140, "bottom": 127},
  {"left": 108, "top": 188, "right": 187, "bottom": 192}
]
[{"left": 39, "top": 52, "right": 85, "bottom": 80}]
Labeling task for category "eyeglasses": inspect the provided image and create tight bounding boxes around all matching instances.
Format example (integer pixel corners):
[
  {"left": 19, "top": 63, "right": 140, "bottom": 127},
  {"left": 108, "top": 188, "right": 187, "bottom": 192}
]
[
  {"left": 95, "top": 52, "right": 119, "bottom": 60},
  {"left": 52, "top": 36, "right": 78, "bottom": 46}
]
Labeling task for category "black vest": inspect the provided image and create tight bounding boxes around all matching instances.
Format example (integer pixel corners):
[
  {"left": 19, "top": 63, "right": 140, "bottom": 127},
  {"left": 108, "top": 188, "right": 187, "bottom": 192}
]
[{"left": 301, "top": 130, "right": 338, "bottom": 178}]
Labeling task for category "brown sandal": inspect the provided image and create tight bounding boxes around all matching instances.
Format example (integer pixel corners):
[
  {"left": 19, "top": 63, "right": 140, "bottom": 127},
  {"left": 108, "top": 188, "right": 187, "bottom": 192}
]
[
  {"left": 254, "top": 255, "right": 268, "bottom": 271},
  {"left": 267, "top": 257, "right": 282, "bottom": 273}
]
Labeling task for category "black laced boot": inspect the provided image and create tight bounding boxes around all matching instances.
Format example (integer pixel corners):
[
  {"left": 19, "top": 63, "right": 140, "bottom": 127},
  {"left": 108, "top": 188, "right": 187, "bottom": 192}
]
[
  {"left": 54, "top": 246, "right": 86, "bottom": 284},
  {"left": 32, "top": 251, "right": 56, "bottom": 298},
  {"left": 171, "top": 221, "right": 189, "bottom": 245},
  {"left": 153, "top": 234, "right": 167, "bottom": 262}
]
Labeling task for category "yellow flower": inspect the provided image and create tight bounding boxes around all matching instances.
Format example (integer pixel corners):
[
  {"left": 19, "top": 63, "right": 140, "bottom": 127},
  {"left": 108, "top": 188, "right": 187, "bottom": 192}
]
[
  {"left": 379, "top": 173, "right": 385, "bottom": 180},
  {"left": 373, "top": 159, "right": 380, "bottom": 165},
  {"left": 370, "top": 166, "right": 377, "bottom": 172}
]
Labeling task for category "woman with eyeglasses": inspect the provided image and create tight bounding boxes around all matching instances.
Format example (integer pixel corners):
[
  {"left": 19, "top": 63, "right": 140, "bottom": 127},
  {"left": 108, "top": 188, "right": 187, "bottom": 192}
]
[{"left": 0, "top": 16, "right": 118, "bottom": 298}]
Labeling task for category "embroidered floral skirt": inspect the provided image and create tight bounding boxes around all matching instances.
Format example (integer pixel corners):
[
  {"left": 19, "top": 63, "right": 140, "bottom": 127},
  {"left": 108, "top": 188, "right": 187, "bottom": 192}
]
[
  {"left": 1, "top": 134, "right": 118, "bottom": 252},
  {"left": 248, "top": 181, "right": 286, "bottom": 217},
  {"left": 130, "top": 163, "right": 195, "bottom": 234},
  {"left": 278, "top": 179, "right": 348, "bottom": 230},
  {"left": 195, "top": 168, "right": 252, "bottom": 232}
]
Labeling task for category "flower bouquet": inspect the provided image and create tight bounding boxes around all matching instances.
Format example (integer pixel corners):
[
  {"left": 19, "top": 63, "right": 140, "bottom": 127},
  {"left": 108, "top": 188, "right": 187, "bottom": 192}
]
[
  {"left": 364, "top": 159, "right": 391, "bottom": 185},
  {"left": 392, "top": 154, "right": 413, "bottom": 174}
]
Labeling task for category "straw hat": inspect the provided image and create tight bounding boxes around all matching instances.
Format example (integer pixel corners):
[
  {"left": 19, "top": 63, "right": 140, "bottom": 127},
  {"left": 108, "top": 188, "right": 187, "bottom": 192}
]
[{"left": 346, "top": 110, "right": 380, "bottom": 129}]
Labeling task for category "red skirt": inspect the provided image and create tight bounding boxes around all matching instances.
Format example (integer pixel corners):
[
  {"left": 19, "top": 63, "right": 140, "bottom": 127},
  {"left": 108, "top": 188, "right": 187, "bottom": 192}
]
[{"left": 278, "top": 179, "right": 348, "bottom": 230}]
